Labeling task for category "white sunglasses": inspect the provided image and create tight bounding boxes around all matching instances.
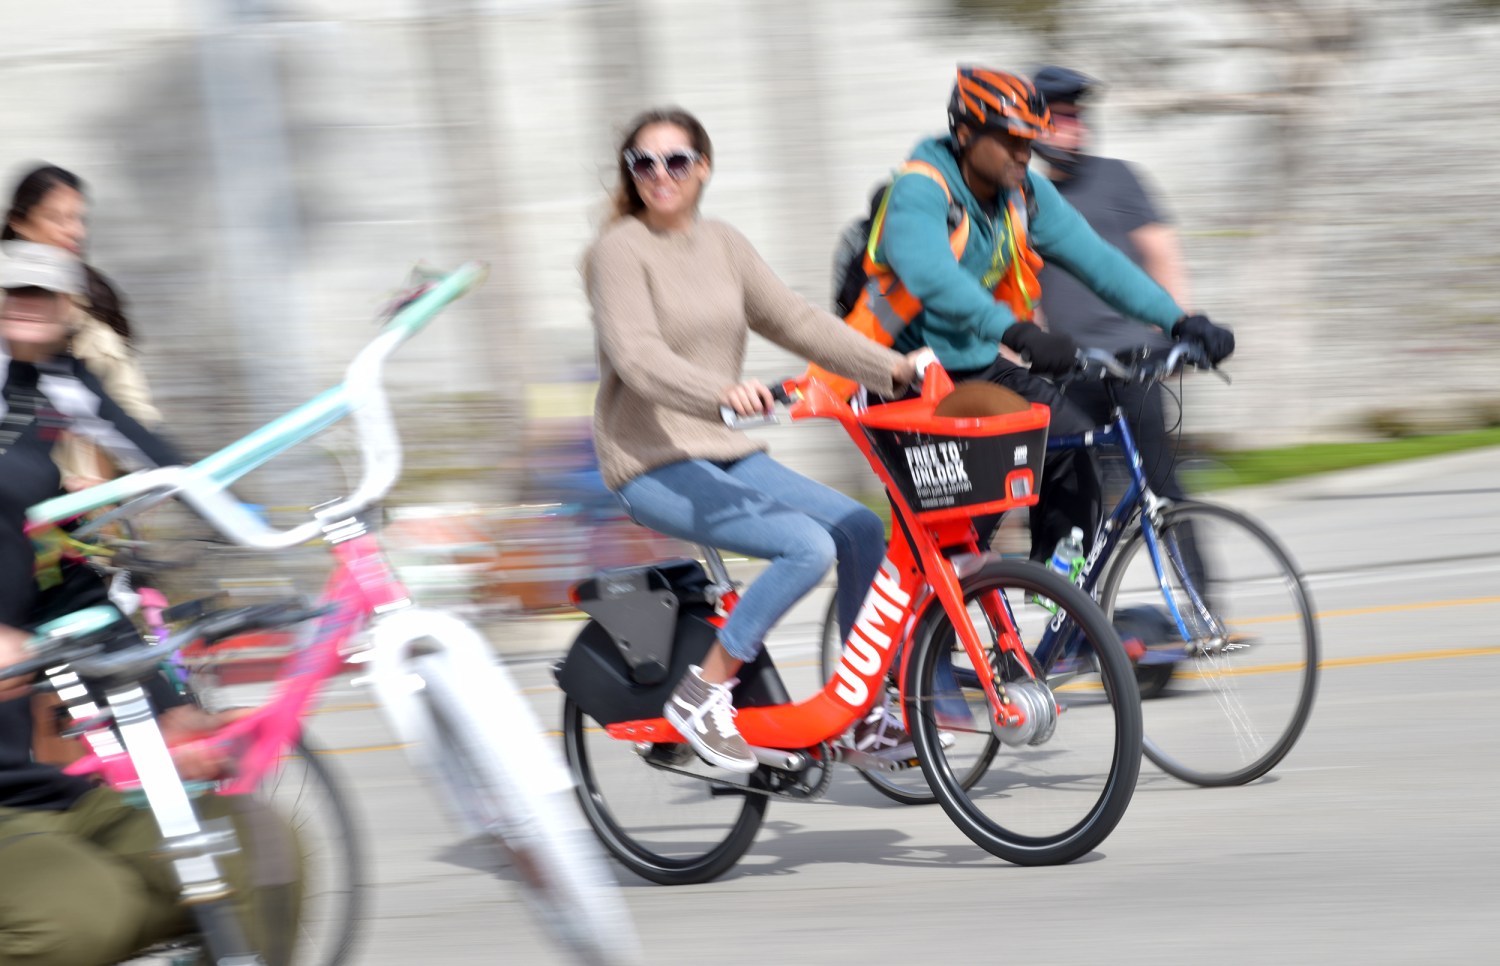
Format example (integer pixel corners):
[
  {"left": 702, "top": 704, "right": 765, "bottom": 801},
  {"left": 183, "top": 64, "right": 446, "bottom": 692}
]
[{"left": 623, "top": 147, "right": 702, "bottom": 182}]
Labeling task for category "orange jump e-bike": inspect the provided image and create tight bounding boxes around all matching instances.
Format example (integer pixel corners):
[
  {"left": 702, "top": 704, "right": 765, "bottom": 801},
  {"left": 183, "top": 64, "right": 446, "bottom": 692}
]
[{"left": 554, "top": 365, "right": 1143, "bottom": 884}]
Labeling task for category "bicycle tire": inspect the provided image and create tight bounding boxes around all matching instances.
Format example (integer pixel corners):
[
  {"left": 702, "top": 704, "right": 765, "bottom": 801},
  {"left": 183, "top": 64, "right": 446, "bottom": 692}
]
[
  {"left": 562, "top": 697, "right": 767, "bottom": 886},
  {"left": 172, "top": 670, "right": 364, "bottom": 966},
  {"left": 114, "top": 735, "right": 364, "bottom": 966},
  {"left": 414, "top": 655, "right": 640, "bottom": 965},
  {"left": 1097, "top": 499, "right": 1319, "bottom": 787},
  {"left": 906, "top": 558, "right": 1142, "bottom": 866},
  {"left": 817, "top": 593, "right": 997, "bottom": 805},
  {"left": 258, "top": 736, "right": 366, "bottom": 966}
]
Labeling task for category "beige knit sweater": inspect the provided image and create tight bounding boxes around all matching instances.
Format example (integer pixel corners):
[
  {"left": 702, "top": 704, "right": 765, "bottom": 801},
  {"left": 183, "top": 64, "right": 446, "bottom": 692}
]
[{"left": 585, "top": 216, "right": 902, "bottom": 490}]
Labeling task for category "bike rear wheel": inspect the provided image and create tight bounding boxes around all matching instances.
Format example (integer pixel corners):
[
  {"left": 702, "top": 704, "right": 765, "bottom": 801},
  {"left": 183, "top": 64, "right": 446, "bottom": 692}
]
[
  {"left": 413, "top": 655, "right": 639, "bottom": 965},
  {"left": 906, "top": 558, "right": 1142, "bottom": 866},
  {"left": 1098, "top": 499, "right": 1319, "bottom": 786},
  {"left": 562, "top": 697, "right": 767, "bottom": 886},
  {"left": 818, "top": 593, "right": 997, "bottom": 805}
]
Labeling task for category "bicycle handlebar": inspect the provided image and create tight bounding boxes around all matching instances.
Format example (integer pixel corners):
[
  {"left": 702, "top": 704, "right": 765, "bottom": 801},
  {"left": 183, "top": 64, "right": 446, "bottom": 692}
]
[
  {"left": 0, "top": 600, "right": 326, "bottom": 688},
  {"left": 27, "top": 262, "right": 489, "bottom": 548},
  {"left": 1071, "top": 343, "right": 1230, "bottom": 386},
  {"left": 719, "top": 350, "right": 939, "bottom": 429}
]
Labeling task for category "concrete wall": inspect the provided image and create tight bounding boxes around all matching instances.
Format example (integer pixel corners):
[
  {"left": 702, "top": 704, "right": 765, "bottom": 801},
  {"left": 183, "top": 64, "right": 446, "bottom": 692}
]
[{"left": 3, "top": 0, "right": 1498, "bottom": 503}]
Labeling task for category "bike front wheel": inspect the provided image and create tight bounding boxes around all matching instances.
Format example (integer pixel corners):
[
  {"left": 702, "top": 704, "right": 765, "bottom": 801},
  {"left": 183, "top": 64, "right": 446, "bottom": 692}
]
[
  {"left": 413, "top": 654, "right": 640, "bottom": 965},
  {"left": 255, "top": 736, "right": 366, "bottom": 966},
  {"left": 905, "top": 558, "right": 1142, "bottom": 866},
  {"left": 1098, "top": 499, "right": 1319, "bottom": 786}
]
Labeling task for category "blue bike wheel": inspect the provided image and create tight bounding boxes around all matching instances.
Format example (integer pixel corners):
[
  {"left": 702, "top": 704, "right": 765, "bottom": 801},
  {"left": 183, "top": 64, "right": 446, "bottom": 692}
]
[{"left": 1098, "top": 499, "right": 1319, "bottom": 786}]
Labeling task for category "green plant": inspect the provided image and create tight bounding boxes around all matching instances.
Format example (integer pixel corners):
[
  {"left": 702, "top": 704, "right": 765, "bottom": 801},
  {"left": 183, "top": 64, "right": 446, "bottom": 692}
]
[{"left": 1363, "top": 408, "right": 1422, "bottom": 439}]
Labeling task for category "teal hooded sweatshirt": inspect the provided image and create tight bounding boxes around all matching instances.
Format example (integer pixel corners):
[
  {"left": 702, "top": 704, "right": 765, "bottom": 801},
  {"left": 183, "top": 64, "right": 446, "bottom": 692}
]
[{"left": 882, "top": 135, "right": 1183, "bottom": 371}]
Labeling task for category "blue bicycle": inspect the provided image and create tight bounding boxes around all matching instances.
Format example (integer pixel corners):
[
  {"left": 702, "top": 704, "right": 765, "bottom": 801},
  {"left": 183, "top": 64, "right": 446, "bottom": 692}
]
[{"left": 822, "top": 343, "right": 1319, "bottom": 793}]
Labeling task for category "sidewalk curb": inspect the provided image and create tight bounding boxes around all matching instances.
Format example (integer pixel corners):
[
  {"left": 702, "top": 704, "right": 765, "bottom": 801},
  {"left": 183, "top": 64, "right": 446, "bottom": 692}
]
[{"left": 1197, "top": 444, "right": 1500, "bottom": 512}]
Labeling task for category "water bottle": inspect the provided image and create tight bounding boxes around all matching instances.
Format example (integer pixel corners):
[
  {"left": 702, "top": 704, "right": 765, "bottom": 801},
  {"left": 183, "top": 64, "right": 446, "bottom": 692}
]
[
  {"left": 1049, "top": 527, "right": 1086, "bottom": 586},
  {"left": 1034, "top": 527, "right": 1086, "bottom": 614}
]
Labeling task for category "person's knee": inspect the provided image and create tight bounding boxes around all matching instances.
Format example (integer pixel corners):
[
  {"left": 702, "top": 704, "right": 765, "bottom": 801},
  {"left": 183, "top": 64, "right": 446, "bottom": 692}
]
[
  {"left": 786, "top": 522, "right": 838, "bottom": 577},
  {"left": 838, "top": 505, "right": 887, "bottom": 560}
]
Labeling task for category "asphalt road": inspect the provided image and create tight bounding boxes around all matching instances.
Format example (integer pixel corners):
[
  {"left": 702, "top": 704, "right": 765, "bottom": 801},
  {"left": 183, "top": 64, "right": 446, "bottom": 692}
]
[{"left": 274, "top": 446, "right": 1500, "bottom": 966}]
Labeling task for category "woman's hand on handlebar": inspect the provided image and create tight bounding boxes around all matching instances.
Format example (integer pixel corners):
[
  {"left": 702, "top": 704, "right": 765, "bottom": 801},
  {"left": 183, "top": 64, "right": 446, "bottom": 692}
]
[
  {"left": 891, "top": 348, "right": 935, "bottom": 392},
  {"left": 718, "top": 379, "right": 777, "bottom": 418}
]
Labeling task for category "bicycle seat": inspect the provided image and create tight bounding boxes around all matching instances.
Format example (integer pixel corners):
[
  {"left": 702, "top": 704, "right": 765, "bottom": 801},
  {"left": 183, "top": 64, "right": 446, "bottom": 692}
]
[{"left": 934, "top": 382, "right": 1030, "bottom": 419}]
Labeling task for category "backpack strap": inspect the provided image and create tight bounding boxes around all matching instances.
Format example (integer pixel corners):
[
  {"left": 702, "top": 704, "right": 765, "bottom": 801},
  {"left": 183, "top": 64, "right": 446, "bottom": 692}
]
[{"left": 865, "top": 161, "right": 970, "bottom": 270}]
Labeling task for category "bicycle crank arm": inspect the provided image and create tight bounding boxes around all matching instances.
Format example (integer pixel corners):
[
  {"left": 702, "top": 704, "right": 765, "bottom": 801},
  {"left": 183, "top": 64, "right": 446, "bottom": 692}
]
[
  {"left": 635, "top": 740, "right": 810, "bottom": 773},
  {"left": 828, "top": 745, "right": 910, "bottom": 773},
  {"left": 751, "top": 746, "right": 812, "bottom": 771}
]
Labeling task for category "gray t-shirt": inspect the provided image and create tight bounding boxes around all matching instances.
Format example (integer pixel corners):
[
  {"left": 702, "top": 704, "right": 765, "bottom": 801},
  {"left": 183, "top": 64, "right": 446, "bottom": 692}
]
[{"left": 1038, "top": 155, "right": 1174, "bottom": 354}]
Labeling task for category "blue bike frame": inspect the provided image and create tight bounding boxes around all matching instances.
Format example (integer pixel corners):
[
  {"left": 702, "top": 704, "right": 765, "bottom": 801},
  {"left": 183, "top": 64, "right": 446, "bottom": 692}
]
[{"left": 1025, "top": 401, "right": 1207, "bottom": 676}]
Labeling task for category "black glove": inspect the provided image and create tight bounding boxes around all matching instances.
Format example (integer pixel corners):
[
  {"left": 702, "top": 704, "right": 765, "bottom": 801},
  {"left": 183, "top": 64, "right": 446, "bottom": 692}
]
[
  {"left": 1172, "top": 314, "right": 1235, "bottom": 365},
  {"left": 1000, "top": 323, "right": 1078, "bottom": 376}
]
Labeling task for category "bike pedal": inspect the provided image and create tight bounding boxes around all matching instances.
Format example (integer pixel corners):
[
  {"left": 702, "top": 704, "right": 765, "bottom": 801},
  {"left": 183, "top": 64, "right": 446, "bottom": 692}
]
[{"left": 635, "top": 741, "right": 694, "bottom": 767}]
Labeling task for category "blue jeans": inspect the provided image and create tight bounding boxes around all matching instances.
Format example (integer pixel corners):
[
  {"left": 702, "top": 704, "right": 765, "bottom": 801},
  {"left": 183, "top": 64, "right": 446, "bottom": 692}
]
[{"left": 615, "top": 453, "right": 886, "bottom": 663}]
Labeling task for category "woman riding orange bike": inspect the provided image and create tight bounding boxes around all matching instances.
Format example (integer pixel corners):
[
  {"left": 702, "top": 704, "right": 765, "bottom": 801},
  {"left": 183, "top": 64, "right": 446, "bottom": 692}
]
[{"left": 583, "top": 107, "right": 925, "bottom": 773}]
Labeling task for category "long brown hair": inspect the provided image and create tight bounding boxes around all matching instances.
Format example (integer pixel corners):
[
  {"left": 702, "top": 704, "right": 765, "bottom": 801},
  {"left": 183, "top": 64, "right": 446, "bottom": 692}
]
[
  {"left": 4, "top": 164, "right": 134, "bottom": 343},
  {"left": 606, "top": 108, "right": 714, "bottom": 224}
]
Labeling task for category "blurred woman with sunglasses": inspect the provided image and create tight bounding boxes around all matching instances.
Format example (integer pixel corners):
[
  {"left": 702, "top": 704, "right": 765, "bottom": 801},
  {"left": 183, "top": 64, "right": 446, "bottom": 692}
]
[{"left": 583, "top": 107, "right": 926, "bottom": 772}]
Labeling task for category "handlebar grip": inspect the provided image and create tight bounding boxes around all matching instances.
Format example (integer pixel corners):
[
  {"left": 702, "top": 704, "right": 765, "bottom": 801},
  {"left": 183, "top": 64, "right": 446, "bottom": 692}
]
[
  {"left": 719, "top": 406, "right": 779, "bottom": 430},
  {"left": 719, "top": 380, "right": 798, "bottom": 429}
]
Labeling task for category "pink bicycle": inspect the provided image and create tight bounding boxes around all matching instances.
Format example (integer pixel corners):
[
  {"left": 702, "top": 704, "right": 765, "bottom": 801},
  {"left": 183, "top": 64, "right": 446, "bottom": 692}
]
[{"left": 12, "top": 264, "right": 639, "bottom": 966}]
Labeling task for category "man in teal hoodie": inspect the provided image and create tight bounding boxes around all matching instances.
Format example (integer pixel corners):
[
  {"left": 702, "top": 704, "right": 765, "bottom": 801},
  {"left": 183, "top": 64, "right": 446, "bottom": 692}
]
[{"left": 880, "top": 66, "right": 1234, "bottom": 561}]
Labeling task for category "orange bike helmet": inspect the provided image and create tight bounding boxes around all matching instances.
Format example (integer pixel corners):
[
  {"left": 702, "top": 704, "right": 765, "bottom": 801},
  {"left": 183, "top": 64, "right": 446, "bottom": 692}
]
[{"left": 948, "top": 66, "right": 1053, "bottom": 140}]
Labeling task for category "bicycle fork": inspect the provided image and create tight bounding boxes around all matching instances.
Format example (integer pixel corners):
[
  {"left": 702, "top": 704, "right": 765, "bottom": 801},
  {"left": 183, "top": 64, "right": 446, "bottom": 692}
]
[{"left": 928, "top": 555, "right": 1059, "bottom": 747}]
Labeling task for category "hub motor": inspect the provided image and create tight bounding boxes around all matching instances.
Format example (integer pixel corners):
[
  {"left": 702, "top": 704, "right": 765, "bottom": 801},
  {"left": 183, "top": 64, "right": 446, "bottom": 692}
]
[{"left": 992, "top": 679, "right": 1058, "bottom": 746}]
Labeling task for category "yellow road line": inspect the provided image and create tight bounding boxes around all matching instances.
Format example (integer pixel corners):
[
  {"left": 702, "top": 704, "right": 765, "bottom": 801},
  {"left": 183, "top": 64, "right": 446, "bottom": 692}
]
[
  {"left": 1238, "top": 593, "right": 1500, "bottom": 626},
  {"left": 311, "top": 742, "right": 410, "bottom": 756},
  {"left": 1052, "top": 642, "right": 1500, "bottom": 689},
  {"left": 1320, "top": 644, "right": 1500, "bottom": 670}
]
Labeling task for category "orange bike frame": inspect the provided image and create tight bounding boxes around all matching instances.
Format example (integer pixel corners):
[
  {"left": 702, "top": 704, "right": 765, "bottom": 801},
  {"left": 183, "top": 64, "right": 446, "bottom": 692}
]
[{"left": 604, "top": 370, "right": 1038, "bottom": 751}]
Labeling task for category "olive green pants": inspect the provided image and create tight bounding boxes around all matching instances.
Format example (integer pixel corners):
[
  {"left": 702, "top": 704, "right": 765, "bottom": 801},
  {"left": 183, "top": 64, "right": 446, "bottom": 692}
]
[{"left": 0, "top": 787, "right": 301, "bottom": 966}]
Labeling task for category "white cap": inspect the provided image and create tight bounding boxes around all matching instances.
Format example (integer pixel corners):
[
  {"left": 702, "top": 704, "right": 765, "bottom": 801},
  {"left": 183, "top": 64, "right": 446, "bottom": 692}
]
[{"left": 0, "top": 241, "right": 85, "bottom": 296}]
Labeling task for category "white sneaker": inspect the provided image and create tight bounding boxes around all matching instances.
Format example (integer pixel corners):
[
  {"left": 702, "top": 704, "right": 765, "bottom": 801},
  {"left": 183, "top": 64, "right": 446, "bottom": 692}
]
[
  {"left": 853, "top": 692, "right": 918, "bottom": 759},
  {"left": 663, "top": 665, "right": 757, "bottom": 774},
  {"left": 854, "top": 691, "right": 956, "bottom": 758}
]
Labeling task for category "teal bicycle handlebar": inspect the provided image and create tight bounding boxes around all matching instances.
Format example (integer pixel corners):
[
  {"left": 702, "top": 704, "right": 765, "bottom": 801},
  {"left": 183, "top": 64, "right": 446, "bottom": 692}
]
[{"left": 28, "top": 261, "right": 489, "bottom": 541}]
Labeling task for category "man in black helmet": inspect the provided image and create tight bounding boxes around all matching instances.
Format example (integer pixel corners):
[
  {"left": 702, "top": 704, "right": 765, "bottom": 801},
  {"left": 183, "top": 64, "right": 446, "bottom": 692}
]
[{"left": 1032, "top": 64, "right": 1199, "bottom": 510}]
